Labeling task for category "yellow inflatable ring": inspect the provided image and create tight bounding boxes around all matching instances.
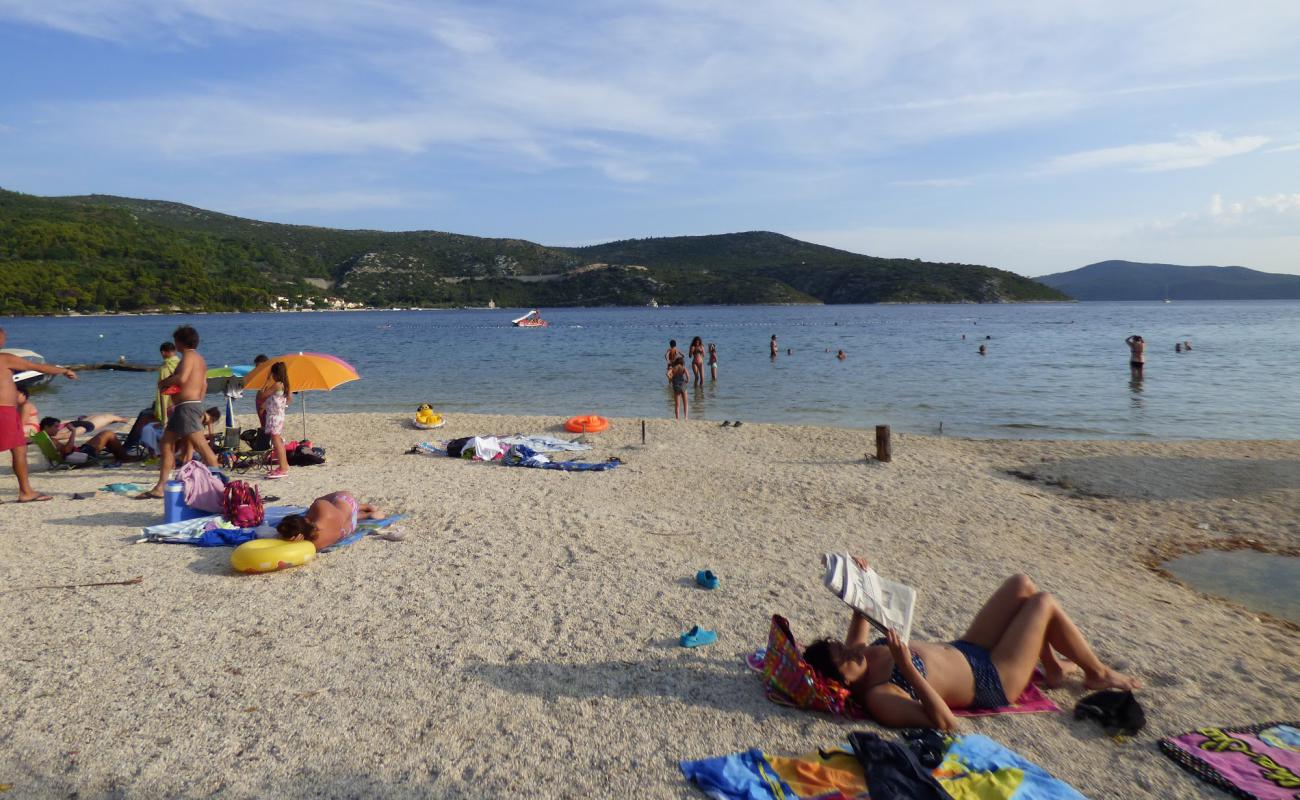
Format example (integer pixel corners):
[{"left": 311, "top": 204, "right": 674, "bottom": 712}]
[
  {"left": 414, "top": 412, "right": 444, "bottom": 430},
  {"left": 564, "top": 415, "right": 609, "bottom": 433},
  {"left": 231, "top": 539, "right": 317, "bottom": 574}
]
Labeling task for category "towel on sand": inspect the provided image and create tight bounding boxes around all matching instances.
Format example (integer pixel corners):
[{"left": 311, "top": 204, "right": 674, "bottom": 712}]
[
  {"left": 1160, "top": 722, "right": 1300, "bottom": 800},
  {"left": 139, "top": 508, "right": 403, "bottom": 549},
  {"left": 681, "top": 734, "right": 1087, "bottom": 799}
]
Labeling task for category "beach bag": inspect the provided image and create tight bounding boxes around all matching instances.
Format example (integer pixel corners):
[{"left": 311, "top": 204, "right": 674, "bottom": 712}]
[
  {"left": 287, "top": 449, "right": 325, "bottom": 467},
  {"left": 1075, "top": 690, "right": 1145, "bottom": 736},
  {"left": 222, "top": 480, "right": 264, "bottom": 528},
  {"left": 761, "top": 615, "right": 858, "bottom": 716},
  {"left": 176, "top": 460, "right": 225, "bottom": 513}
]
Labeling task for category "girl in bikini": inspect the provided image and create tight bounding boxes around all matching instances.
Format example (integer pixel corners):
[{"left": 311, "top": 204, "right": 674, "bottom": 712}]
[
  {"left": 277, "top": 491, "right": 385, "bottom": 551},
  {"left": 689, "top": 336, "right": 705, "bottom": 385},
  {"left": 803, "top": 564, "right": 1140, "bottom": 731}
]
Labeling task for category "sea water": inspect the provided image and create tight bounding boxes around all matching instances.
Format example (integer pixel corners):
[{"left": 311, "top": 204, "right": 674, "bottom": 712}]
[{"left": 7, "top": 300, "right": 1300, "bottom": 439}]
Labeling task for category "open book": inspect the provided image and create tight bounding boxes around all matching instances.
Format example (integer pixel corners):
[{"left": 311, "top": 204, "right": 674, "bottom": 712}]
[{"left": 821, "top": 553, "right": 917, "bottom": 643}]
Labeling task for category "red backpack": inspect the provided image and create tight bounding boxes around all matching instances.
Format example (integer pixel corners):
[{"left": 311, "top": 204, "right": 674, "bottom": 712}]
[{"left": 222, "top": 480, "right": 264, "bottom": 528}]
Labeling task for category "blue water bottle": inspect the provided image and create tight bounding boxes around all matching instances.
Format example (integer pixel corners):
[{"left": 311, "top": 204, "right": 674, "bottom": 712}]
[{"left": 163, "top": 480, "right": 187, "bottom": 524}]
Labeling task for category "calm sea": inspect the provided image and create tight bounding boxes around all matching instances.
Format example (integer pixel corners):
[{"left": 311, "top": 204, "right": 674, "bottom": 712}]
[{"left": 6, "top": 301, "right": 1299, "bottom": 439}]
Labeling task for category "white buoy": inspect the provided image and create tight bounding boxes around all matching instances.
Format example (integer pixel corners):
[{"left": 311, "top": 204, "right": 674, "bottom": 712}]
[{"left": 98, "top": 334, "right": 104, "bottom": 338}]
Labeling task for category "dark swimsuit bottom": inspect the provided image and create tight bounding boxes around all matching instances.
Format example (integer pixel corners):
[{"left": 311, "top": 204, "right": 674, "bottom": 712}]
[{"left": 872, "top": 638, "right": 1010, "bottom": 710}]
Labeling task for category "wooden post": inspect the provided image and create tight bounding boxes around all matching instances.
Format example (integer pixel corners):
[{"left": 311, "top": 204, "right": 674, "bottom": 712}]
[
  {"left": 875, "top": 425, "right": 892, "bottom": 463},
  {"left": 641, "top": 420, "right": 646, "bottom": 444}
]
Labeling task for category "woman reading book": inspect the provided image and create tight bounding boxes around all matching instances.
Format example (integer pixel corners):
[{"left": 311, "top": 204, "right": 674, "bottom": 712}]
[{"left": 803, "top": 563, "right": 1141, "bottom": 731}]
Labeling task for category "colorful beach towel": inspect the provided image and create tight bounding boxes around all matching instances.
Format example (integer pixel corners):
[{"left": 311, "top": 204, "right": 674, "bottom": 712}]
[
  {"left": 681, "top": 734, "right": 1086, "bottom": 799},
  {"left": 747, "top": 616, "right": 1059, "bottom": 719},
  {"left": 139, "top": 508, "right": 403, "bottom": 549},
  {"left": 1159, "top": 722, "right": 1300, "bottom": 800}
]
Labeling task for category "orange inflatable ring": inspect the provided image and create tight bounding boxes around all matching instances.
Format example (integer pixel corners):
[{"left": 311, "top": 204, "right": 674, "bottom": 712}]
[{"left": 564, "top": 415, "right": 609, "bottom": 434}]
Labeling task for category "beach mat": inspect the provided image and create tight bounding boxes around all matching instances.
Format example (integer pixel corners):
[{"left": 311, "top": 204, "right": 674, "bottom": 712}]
[
  {"left": 745, "top": 647, "right": 1060, "bottom": 718},
  {"left": 681, "top": 733, "right": 1086, "bottom": 799},
  {"left": 1159, "top": 722, "right": 1300, "bottom": 800}
]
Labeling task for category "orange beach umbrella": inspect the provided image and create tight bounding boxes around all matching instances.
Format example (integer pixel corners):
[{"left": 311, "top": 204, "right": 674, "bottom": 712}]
[{"left": 243, "top": 352, "right": 360, "bottom": 439}]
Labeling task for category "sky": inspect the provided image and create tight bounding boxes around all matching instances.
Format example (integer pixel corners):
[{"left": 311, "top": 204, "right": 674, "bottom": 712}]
[{"left": 1, "top": 1, "right": 1299, "bottom": 276}]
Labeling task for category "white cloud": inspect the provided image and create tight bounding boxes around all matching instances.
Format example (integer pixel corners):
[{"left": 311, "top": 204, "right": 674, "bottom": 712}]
[
  {"left": 1268, "top": 142, "right": 1300, "bottom": 153},
  {"left": 1147, "top": 192, "right": 1300, "bottom": 237},
  {"left": 1041, "top": 132, "right": 1269, "bottom": 174}
]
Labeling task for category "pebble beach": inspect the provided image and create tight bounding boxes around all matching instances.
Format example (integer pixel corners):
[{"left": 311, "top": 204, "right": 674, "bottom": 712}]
[{"left": 2, "top": 412, "right": 1298, "bottom": 798}]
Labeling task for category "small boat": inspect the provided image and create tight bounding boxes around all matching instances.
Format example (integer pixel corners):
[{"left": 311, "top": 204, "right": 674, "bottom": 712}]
[
  {"left": 2, "top": 348, "right": 54, "bottom": 387},
  {"left": 511, "top": 309, "right": 549, "bottom": 328},
  {"left": 648, "top": 298, "right": 659, "bottom": 308}
]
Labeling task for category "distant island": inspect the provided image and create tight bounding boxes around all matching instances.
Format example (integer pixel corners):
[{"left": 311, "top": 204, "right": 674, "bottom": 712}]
[
  {"left": 1038, "top": 260, "right": 1300, "bottom": 301},
  {"left": 0, "top": 188, "right": 1068, "bottom": 314}
]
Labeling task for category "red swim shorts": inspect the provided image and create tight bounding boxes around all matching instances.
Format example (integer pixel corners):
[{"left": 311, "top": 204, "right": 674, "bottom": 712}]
[{"left": 0, "top": 405, "right": 25, "bottom": 453}]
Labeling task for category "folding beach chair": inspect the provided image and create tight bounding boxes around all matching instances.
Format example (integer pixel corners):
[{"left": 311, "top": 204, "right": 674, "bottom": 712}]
[{"left": 28, "top": 431, "right": 103, "bottom": 470}]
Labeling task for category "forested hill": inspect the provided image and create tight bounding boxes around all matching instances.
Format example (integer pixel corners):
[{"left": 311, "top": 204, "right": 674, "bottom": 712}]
[
  {"left": 0, "top": 188, "right": 1068, "bottom": 314},
  {"left": 1038, "top": 260, "right": 1300, "bottom": 300}
]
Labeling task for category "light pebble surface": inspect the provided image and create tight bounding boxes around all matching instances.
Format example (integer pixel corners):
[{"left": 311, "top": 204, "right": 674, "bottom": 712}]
[{"left": 1, "top": 412, "right": 1297, "bottom": 799}]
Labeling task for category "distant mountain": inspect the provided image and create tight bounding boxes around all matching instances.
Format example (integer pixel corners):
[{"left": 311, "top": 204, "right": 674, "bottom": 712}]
[
  {"left": 1038, "top": 260, "right": 1300, "bottom": 301},
  {"left": 0, "top": 188, "right": 1067, "bottom": 314}
]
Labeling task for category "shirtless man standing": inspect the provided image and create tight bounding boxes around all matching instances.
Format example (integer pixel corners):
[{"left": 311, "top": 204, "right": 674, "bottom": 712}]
[
  {"left": 0, "top": 327, "right": 78, "bottom": 502},
  {"left": 1125, "top": 335, "right": 1146, "bottom": 376},
  {"left": 138, "top": 325, "right": 219, "bottom": 499}
]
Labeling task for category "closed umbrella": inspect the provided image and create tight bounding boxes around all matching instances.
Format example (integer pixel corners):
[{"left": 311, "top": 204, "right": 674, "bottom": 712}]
[{"left": 241, "top": 352, "right": 360, "bottom": 439}]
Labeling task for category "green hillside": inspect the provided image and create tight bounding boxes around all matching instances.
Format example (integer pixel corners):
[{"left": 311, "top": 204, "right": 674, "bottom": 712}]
[{"left": 0, "top": 189, "right": 1068, "bottom": 313}]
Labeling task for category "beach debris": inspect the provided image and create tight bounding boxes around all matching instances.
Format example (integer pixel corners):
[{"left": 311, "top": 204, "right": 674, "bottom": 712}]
[
  {"left": 695, "top": 570, "right": 719, "bottom": 590},
  {"left": 3, "top": 575, "right": 143, "bottom": 593}
]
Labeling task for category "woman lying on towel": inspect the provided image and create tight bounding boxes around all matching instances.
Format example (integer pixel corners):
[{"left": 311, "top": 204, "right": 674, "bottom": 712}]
[
  {"left": 276, "top": 491, "right": 384, "bottom": 551},
  {"left": 803, "top": 564, "right": 1140, "bottom": 731}
]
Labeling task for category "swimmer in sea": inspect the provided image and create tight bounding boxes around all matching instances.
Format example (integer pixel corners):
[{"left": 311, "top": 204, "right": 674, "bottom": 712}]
[
  {"left": 707, "top": 343, "right": 717, "bottom": 381},
  {"left": 1125, "top": 335, "right": 1145, "bottom": 376},
  {"left": 837, "top": 350, "right": 846, "bottom": 360}
]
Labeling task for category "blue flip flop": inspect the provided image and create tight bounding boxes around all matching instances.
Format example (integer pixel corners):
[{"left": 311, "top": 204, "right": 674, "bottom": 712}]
[
  {"left": 680, "top": 625, "right": 717, "bottom": 648},
  {"left": 695, "top": 569, "right": 719, "bottom": 590}
]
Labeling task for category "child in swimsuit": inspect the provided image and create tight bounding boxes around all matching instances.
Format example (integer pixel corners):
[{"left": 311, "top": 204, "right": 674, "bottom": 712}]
[
  {"left": 707, "top": 343, "right": 717, "bottom": 381},
  {"left": 276, "top": 491, "right": 384, "bottom": 551},
  {"left": 670, "top": 356, "right": 689, "bottom": 420},
  {"left": 802, "top": 567, "right": 1140, "bottom": 731}
]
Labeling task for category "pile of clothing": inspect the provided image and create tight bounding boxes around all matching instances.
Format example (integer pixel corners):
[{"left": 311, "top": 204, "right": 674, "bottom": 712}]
[{"left": 416, "top": 435, "right": 620, "bottom": 472}]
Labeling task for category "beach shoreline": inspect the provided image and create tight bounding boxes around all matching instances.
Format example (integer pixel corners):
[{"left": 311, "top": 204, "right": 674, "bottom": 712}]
[{"left": 2, "top": 413, "right": 1297, "bottom": 798}]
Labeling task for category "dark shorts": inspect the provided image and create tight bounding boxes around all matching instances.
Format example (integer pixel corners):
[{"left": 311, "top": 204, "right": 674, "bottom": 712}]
[
  {"left": 950, "top": 640, "right": 1010, "bottom": 709},
  {"left": 1130, "top": 361, "right": 1144, "bottom": 370},
  {"left": 166, "top": 402, "right": 205, "bottom": 436}
]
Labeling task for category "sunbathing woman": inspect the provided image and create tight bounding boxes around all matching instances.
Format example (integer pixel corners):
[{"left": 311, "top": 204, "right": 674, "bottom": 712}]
[
  {"left": 276, "top": 491, "right": 384, "bottom": 551},
  {"left": 803, "top": 567, "right": 1140, "bottom": 731}
]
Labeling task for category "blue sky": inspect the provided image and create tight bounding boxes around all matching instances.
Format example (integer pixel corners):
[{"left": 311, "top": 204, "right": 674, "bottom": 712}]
[{"left": 1, "top": 1, "right": 1299, "bottom": 275}]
